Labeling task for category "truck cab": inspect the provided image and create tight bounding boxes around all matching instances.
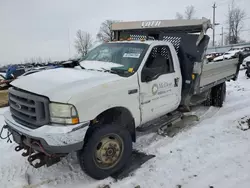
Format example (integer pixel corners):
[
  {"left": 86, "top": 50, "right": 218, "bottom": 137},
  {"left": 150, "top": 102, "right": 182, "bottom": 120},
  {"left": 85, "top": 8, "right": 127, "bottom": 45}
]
[{"left": 79, "top": 40, "right": 183, "bottom": 124}]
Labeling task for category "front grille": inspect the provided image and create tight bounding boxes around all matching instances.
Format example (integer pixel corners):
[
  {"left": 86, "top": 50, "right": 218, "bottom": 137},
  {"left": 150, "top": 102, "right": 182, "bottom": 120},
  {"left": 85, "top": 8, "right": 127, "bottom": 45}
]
[{"left": 8, "top": 87, "right": 50, "bottom": 129}]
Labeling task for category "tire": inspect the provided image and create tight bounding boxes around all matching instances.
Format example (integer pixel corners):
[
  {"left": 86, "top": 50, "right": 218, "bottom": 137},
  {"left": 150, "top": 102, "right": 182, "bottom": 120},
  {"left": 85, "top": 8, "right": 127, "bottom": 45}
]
[
  {"left": 203, "top": 89, "right": 213, "bottom": 106},
  {"left": 212, "top": 82, "right": 226, "bottom": 107},
  {"left": 77, "top": 124, "right": 132, "bottom": 180},
  {"left": 246, "top": 69, "right": 250, "bottom": 78}
]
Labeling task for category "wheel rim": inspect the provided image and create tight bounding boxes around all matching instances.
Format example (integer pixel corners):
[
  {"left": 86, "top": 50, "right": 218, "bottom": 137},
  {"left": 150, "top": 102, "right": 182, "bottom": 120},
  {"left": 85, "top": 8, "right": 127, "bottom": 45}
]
[{"left": 93, "top": 134, "right": 124, "bottom": 169}]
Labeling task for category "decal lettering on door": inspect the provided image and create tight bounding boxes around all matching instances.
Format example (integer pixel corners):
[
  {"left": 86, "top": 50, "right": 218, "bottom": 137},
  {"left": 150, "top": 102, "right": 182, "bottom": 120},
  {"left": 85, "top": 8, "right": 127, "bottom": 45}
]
[{"left": 151, "top": 81, "right": 173, "bottom": 99}]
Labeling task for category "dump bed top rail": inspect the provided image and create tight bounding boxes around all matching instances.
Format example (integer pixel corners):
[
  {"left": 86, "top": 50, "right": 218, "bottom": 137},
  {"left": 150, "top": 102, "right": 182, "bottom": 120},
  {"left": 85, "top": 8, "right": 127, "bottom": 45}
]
[{"left": 112, "top": 17, "right": 212, "bottom": 34}]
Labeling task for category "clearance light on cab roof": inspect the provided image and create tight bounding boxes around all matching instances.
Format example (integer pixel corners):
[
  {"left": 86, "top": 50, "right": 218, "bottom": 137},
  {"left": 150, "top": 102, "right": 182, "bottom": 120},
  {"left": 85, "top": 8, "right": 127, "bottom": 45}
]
[{"left": 72, "top": 117, "right": 80, "bottom": 124}]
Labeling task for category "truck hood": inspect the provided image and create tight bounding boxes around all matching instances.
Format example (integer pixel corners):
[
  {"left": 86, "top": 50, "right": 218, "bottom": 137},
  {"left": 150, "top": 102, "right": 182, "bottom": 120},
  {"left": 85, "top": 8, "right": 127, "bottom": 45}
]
[{"left": 11, "top": 67, "right": 122, "bottom": 102}]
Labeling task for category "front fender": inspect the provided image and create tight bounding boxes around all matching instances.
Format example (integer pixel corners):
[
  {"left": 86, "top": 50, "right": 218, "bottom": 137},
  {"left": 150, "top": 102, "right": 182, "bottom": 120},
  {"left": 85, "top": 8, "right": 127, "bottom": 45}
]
[
  {"left": 68, "top": 75, "right": 141, "bottom": 127},
  {"left": 74, "top": 95, "right": 141, "bottom": 127}
]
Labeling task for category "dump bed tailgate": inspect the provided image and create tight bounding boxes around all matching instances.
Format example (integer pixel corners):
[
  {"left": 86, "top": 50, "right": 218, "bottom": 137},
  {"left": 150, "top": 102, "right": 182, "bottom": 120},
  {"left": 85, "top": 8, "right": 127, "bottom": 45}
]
[{"left": 199, "top": 58, "right": 239, "bottom": 91}]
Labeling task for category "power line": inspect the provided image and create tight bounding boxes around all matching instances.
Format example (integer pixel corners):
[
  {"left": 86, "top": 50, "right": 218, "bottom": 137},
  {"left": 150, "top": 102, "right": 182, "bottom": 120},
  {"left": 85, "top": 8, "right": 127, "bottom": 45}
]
[
  {"left": 208, "top": 27, "right": 250, "bottom": 34},
  {"left": 241, "top": 29, "right": 250, "bottom": 32},
  {"left": 216, "top": 0, "right": 229, "bottom": 6},
  {"left": 216, "top": 0, "right": 245, "bottom": 6},
  {"left": 243, "top": 17, "right": 250, "bottom": 21}
]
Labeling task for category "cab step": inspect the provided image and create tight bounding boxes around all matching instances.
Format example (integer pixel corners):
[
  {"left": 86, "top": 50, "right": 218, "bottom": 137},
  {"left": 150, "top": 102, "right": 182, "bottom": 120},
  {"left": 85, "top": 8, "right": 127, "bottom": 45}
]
[
  {"left": 136, "top": 111, "right": 183, "bottom": 132},
  {"left": 158, "top": 113, "right": 200, "bottom": 137}
]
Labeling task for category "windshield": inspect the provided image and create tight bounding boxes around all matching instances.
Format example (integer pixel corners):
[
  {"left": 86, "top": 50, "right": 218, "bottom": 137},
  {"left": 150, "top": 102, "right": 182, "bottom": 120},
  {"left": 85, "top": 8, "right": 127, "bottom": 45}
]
[{"left": 81, "top": 43, "right": 149, "bottom": 73}]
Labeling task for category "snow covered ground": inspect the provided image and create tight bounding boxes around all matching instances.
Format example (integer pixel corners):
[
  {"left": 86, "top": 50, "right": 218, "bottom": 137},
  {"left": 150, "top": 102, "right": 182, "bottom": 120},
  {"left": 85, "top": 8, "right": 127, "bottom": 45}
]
[
  {"left": 0, "top": 71, "right": 250, "bottom": 188},
  {"left": 0, "top": 72, "right": 5, "bottom": 77}
]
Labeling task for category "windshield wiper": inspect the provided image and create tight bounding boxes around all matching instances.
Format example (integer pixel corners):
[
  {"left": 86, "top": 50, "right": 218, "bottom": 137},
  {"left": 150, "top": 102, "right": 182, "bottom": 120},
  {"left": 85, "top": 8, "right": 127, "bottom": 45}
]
[
  {"left": 100, "top": 68, "right": 125, "bottom": 75},
  {"left": 79, "top": 66, "right": 126, "bottom": 76},
  {"left": 78, "top": 64, "right": 85, "bottom": 69}
]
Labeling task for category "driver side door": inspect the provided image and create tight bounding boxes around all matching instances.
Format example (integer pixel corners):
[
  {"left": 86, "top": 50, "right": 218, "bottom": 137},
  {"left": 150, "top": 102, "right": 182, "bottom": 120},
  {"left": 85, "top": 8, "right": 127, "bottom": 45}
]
[{"left": 139, "top": 45, "right": 182, "bottom": 124}]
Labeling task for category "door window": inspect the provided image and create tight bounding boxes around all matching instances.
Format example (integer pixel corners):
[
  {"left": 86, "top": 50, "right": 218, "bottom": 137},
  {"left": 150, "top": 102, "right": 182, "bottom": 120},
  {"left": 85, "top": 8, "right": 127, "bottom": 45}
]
[
  {"left": 145, "top": 45, "right": 174, "bottom": 72},
  {"left": 142, "top": 45, "right": 175, "bottom": 82}
]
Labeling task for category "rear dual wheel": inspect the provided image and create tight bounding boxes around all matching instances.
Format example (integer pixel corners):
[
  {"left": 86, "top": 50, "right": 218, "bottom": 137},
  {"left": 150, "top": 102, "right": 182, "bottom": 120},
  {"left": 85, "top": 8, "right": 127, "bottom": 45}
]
[
  {"left": 204, "top": 82, "right": 226, "bottom": 107},
  {"left": 212, "top": 82, "right": 226, "bottom": 107}
]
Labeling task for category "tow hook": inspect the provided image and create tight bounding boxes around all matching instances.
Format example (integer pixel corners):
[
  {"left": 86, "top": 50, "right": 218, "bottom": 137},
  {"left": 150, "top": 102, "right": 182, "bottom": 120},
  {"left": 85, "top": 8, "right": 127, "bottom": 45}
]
[
  {"left": 28, "top": 153, "right": 46, "bottom": 168},
  {"left": 22, "top": 147, "right": 34, "bottom": 157},
  {"left": 27, "top": 152, "right": 61, "bottom": 168},
  {"left": 15, "top": 145, "right": 35, "bottom": 157},
  {"left": 15, "top": 146, "right": 24, "bottom": 152}
]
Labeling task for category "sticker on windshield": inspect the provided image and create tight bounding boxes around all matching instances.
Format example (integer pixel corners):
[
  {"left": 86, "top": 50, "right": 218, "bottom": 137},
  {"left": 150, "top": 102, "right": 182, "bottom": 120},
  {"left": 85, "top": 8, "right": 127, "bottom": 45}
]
[
  {"left": 128, "top": 68, "right": 134, "bottom": 73},
  {"left": 123, "top": 53, "right": 141, "bottom": 58}
]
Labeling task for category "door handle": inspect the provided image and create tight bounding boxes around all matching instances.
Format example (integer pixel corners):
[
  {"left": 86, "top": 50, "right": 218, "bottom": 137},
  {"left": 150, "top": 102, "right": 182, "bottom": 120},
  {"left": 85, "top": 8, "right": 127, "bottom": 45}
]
[
  {"left": 128, "top": 89, "right": 138, "bottom": 95},
  {"left": 174, "top": 77, "right": 180, "bottom": 87}
]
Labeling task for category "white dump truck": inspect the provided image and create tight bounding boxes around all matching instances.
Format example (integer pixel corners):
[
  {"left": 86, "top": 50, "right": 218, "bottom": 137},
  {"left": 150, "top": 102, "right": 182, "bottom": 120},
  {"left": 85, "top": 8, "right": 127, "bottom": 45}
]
[{"left": 1, "top": 18, "right": 241, "bottom": 180}]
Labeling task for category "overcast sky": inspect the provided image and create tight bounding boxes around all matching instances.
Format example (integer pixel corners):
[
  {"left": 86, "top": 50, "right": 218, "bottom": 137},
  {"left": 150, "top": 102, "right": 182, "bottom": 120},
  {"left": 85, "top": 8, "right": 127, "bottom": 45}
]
[{"left": 0, "top": 0, "right": 249, "bottom": 65}]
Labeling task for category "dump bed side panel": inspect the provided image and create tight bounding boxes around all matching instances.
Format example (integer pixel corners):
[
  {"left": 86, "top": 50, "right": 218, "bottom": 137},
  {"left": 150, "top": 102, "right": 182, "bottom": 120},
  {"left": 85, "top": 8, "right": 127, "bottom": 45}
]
[
  {"left": 199, "top": 58, "right": 239, "bottom": 92},
  {"left": 200, "top": 59, "right": 238, "bottom": 86}
]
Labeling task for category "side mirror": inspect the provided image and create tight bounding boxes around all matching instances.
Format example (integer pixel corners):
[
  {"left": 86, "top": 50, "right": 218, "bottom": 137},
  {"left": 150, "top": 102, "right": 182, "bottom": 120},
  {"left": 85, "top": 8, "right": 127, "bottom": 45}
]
[{"left": 141, "top": 67, "right": 160, "bottom": 82}]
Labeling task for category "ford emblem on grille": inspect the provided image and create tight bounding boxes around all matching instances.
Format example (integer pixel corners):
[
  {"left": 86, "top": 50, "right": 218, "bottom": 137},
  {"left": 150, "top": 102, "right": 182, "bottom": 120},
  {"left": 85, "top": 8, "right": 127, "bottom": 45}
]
[{"left": 16, "top": 103, "right": 21, "bottom": 110}]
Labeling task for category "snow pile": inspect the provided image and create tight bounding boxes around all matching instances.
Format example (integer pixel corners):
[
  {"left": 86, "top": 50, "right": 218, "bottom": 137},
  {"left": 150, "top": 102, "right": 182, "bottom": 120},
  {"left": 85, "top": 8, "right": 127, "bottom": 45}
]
[
  {"left": 237, "top": 116, "right": 250, "bottom": 131},
  {"left": 1, "top": 71, "right": 250, "bottom": 188}
]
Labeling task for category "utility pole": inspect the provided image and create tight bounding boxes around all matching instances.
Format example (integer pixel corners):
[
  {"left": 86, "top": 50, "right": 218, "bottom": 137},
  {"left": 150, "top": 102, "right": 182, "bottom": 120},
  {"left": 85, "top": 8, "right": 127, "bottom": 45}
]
[
  {"left": 220, "top": 27, "right": 224, "bottom": 46},
  {"left": 212, "top": 2, "right": 217, "bottom": 46},
  {"left": 67, "top": 27, "right": 71, "bottom": 58}
]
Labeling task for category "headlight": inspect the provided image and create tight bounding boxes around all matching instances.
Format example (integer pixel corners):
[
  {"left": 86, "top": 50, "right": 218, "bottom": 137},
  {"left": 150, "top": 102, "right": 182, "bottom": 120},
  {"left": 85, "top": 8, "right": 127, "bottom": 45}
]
[{"left": 49, "top": 102, "right": 79, "bottom": 125}]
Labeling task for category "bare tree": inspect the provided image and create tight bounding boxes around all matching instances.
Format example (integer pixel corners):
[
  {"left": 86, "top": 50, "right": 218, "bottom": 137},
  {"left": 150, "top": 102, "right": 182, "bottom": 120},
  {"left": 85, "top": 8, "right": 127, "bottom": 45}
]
[
  {"left": 176, "top": 12, "right": 184, "bottom": 20},
  {"left": 74, "top": 30, "right": 93, "bottom": 56},
  {"left": 175, "top": 5, "right": 196, "bottom": 20},
  {"left": 185, "top": 5, "right": 196, "bottom": 20},
  {"left": 22, "top": 57, "right": 51, "bottom": 65},
  {"left": 226, "top": 0, "right": 246, "bottom": 44},
  {"left": 97, "top": 20, "right": 119, "bottom": 42}
]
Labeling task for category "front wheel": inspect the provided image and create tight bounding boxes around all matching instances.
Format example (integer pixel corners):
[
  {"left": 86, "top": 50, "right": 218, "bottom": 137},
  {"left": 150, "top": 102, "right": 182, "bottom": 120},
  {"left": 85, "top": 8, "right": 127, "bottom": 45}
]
[{"left": 78, "top": 124, "right": 132, "bottom": 180}]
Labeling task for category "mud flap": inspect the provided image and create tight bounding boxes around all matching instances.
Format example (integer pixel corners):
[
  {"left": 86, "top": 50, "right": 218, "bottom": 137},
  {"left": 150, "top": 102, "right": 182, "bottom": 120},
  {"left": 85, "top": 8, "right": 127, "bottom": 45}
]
[{"left": 111, "top": 150, "right": 155, "bottom": 180}]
